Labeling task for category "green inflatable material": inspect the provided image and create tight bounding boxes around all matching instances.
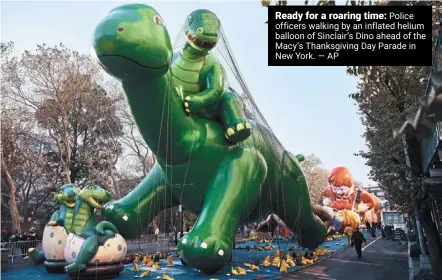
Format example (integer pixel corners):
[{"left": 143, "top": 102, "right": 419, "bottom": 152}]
[
  {"left": 92, "top": 3, "right": 326, "bottom": 274},
  {"left": 64, "top": 185, "right": 119, "bottom": 273},
  {"left": 28, "top": 184, "right": 79, "bottom": 265},
  {"left": 171, "top": 9, "right": 252, "bottom": 144}
]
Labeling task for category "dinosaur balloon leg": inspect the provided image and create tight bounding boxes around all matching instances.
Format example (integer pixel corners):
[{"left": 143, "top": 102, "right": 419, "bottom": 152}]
[
  {"left": 103, "top": 165, "right": 177, "bottom": 238},
  {"left": 273, "top": 152, "right": 327, "bottom": 248},
  {"left": 178, "top": 147, "right": 267, "bottom": 272},
  {"left": 28, "top": 247, "right": 46, "bottom": 265},
  {"left": 221, "top": 88, "right": 251, "bottom": 143}
]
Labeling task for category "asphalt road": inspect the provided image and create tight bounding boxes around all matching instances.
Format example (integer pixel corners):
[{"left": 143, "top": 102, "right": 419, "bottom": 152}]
[{"left": 284, "top": 232, "right": 409, "bottom": 280}]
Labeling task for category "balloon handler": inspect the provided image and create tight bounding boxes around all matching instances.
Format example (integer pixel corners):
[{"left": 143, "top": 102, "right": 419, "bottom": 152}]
[
  {"left": 28, "top": 184, "right": 79, "bottom": 273},
  {"left": 350, "top": 227, "right": 366, "bottom": 259},
  {"left": 64, "top": 185, "right": 127, "bottom": 279}
]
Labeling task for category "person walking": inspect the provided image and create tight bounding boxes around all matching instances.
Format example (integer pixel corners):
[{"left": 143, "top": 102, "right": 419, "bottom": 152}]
[
  {"left": 351, "top": 227, "right": 367, "bottom": 259},
  {"left": 365, "top": 221, "right": 371, "bottom": 232},
  {"left": 371, "top": 222, "right": 377, "bottom": 238}
]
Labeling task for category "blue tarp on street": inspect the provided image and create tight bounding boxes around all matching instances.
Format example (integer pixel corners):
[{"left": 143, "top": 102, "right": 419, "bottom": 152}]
[{"left": 1, "top": 237, "right": 351, "bottom": 280}]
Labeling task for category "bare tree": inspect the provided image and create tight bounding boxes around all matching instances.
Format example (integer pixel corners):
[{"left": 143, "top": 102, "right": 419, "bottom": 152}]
[
  {"left": 118, "top": 105, "right": 154, "bottom": 177},
  {"left": 300, "top": 154, "right": 329, "bottom": 203},
  {"left": 3, "top": 43, "right": 123, "bottom": 185},
  {"left": 1, "top": 42, "right": 124, "bottom": 230},
  {"left": 1, "top": 41, "right": 23, "bottom": 232}
]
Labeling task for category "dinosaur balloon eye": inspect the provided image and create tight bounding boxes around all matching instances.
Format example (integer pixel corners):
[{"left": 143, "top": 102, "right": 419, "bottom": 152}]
[
  {"left": 89, "top": 186, "right": 94, "bottom": 190},
  {"left": 153, "top": 14, "right": 164, "bottom": 26}
]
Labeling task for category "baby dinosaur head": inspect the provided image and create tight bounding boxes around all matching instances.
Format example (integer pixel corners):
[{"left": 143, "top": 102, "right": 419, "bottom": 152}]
[
  {"left": 54, "top": 184, "right": 80, "bottom": 208},
  {"left": 184, "top": 9, "right": 221, "bottom": 52},
  {"left": 78, "top": 185, "right": 111, "bottom": 210}
]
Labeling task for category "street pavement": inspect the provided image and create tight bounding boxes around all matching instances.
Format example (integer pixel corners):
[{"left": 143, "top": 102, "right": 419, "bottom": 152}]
[{"left": 284, "top": 231, "right": 409, "bottom": 280}]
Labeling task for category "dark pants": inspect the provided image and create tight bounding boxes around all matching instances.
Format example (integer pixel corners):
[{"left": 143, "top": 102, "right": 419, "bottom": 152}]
[{"left": 354, "top": 241, "right": 363, "bottom": 258}]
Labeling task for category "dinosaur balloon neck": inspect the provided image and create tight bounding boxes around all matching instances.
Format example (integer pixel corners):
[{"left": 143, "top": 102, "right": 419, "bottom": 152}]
[
  {"left": 122, "top": 75, "right": 201, "bottom": 165},
  {"left": 181, "top": 44, "right": 207, "bottom": 60},
  {"left": 92, "top": 4, "right": 202, "bottom": 165}
]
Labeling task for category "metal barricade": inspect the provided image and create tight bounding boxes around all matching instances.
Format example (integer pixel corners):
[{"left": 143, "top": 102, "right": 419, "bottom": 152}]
[
  {"left": 127, "top": 234, "right": 156, "bottom": 244},
  {"left": 1, "top": 240, "right": 42, "bottom": 263}
]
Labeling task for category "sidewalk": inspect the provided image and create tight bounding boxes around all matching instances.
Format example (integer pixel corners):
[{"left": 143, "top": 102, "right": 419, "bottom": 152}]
[
  {"left": 408, "top": 241, "right": 433, "bottom": 280},
  {"left": 285, "top": 233, "right": 409, "bottom": 280}
]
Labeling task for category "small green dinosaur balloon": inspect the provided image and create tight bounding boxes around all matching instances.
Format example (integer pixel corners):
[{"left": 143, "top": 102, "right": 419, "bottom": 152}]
[
  {"left": 64, "top": 185, "right": 119, "bottom": 273},
  {"left": 172, "top": 9, "right": 252, "bottom": 144},
  {"left": 52, "top": 184, "right": 80, "bottom": 232},
  {"left": 28, "top": 184, "right": 79, "bottom": 265}
]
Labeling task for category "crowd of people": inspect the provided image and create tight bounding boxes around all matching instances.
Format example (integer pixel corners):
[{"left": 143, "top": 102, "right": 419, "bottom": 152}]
[
  {"left": 1, "top": 228, "right": 40, "bottom": 259},
  {"left": 1, "top": 228, "right": 40, "bottom": 243}
]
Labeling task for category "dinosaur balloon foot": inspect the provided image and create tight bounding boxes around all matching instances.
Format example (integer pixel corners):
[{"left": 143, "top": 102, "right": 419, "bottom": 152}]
[
  {"left": 28, "top": 248, "right": 45, "bottom": 264},
  {"left": 225, "top": 121, "right": 252, "bottom": 144},
  {"left": 65, "top": 262, "right": 88, "bottom": 273},
  {"left": 178, "top": 229, "right": 233, "bottom": 274}
]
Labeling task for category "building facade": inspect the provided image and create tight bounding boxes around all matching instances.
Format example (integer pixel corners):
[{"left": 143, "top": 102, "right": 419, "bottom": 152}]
[{"left": 365, "top": 184, "right": 386, "bottom": 201}]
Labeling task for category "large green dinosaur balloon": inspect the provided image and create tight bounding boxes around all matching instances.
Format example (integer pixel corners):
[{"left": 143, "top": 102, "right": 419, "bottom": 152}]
[
  {"left": 171, "top": 9, "right": 251, "bottom": 143},
  {"left": 92, "top": 4, "right": 326, "bottom": 274},
  {"left": 28, "top": 184, "right": 79, "bottom": 266},
  {"left": 64, "top": 185, "right": 120, "bottom": 273}
]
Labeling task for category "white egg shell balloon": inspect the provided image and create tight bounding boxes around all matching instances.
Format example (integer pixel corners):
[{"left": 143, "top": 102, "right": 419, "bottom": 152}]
[
  {"left": 64, "top": 233, "right": 127, "bottom": 265},
  {"left": 41, "top": 225, "right": 68, "bottom": 261}
]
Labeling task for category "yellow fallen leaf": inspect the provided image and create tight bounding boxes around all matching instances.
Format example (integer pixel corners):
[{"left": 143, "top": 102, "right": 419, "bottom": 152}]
[
  {"left": 137, "top": 270, "right": 151, "bottom": 278},
  {"left": 237, "top": 266, "right": 246, "bottom": 275},
  {"left": 167, "top": 255, "right": 173, "bottom": 266},
  {"left": 287, "top": 258, "right": 296, "bottom": 267},
  {"left": 161, "top": 274, "right": 174, "bottom": 280},
  {"left": 280, "top": 260, "right": 289, "bottom": 273},
  {"left": 262, "top": 260, "right": 270, "bottom": 267},
  {"left": 274, "top": 250, "right": 281, "bottom": 258},
  {"left": 133, "top": 262, "right": 140, "bottom": 272}
]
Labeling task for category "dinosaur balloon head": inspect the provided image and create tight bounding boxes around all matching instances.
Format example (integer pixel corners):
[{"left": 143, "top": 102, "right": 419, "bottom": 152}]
[
  {"left": 92, "top": 4, "right": 172, "bottom": 80},
  {"left": 79, "top": 185, "right": 111, "bottom": 210},
  {"left": 328, "top": 166, "right": 354, "bottom": 200},
  {"left": 183, "top": 9, "right": 220, "bottom": 52},
  {"left": 54, "top": 184, "right": 80, "bottom": 208}
]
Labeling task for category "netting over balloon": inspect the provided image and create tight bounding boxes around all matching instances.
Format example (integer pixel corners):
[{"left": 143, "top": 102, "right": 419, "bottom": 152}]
[
  {"left": 169, "top": 11, "right": 306, "bottom": 257},
  {"left": 172, "top": 20, "right": 287, "bottom": 166}
]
